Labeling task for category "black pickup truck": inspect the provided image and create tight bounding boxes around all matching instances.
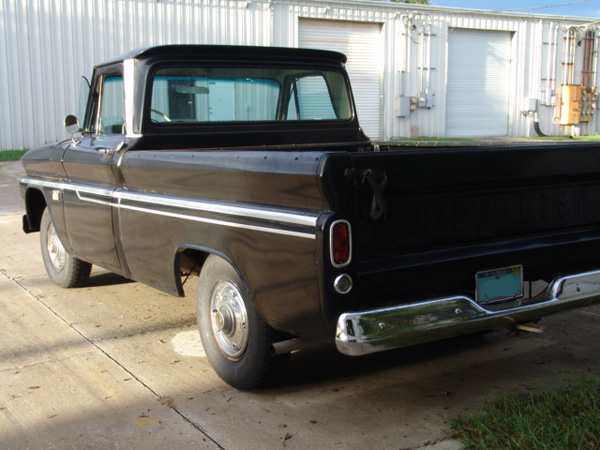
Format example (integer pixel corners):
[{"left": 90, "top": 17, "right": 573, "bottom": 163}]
[{"left": 20, "top": 45, "right": 600, "bottom": 389}]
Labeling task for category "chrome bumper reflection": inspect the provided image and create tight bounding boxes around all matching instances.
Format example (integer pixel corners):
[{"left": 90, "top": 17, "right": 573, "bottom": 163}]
[{"left": 335, "top": 269, "right": 600, "bottom": 356}]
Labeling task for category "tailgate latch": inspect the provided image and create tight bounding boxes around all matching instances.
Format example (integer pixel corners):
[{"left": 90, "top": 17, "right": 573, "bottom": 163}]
[{"left": 345, "top": 168, "right": 388, "bottom": 221}]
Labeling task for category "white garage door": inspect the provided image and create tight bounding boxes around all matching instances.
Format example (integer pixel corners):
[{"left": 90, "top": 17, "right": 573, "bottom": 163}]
[
  {"left": 299, "top": 19, "right": 382, "bottom": 140},
  {"left": 446, "top": 29, "right": 512, "bottom": 137}
]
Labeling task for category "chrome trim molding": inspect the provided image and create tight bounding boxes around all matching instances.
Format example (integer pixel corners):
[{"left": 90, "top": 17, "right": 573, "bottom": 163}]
[
  {"left": 21, "top": 177, "right": 114, "bottom": 198},
  {"left": 336, "top": 269, "right": 600, "bottom": 356},
  {"left": 76, "top": 190, "right": 114, "bottom": 207},
  {"left": 21, "top": 176, "right": 318, "bottom": 239},
  {"left": 118, "top": 202, "right": 315, "bottom": 239},
  {"left": 123, "top": 58, "right": 142, "bottom": 139},
  {"left": 114, "top": 190, "right": 318, "bottom": 227}
]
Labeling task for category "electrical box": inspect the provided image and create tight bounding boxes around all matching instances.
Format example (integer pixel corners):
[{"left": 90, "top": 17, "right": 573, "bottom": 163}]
[
  {"left": 417, "top": 89, "right": 434, "bottom": 109},
  {"left": 559, "top": 85, "right": 582, "bottom": 125},
  {"left": 579, "top": 88, "right": 598, "bottom": 123},
  {"left": 525, "top": 97, "right": 538, "bottom": 112},
  {"left": 396, "top": 96, "right": 411, "bottom": 117}
]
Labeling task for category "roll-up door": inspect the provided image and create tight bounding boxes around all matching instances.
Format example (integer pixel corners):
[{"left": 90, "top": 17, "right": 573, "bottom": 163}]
[
  {"left": 299, "top": 19, "right": 383, "bottom": 140},
  {"left": 446, "top": 29, "right": 512, "bottom": 137}
]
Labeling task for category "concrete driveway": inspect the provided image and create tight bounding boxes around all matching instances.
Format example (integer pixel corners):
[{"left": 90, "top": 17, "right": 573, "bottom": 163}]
[
  {"left": 2, "top": 160, "right": 600, "bottom": 449},
  {"left": 0, "top": 161, "right": 24, "bottom": 213}
]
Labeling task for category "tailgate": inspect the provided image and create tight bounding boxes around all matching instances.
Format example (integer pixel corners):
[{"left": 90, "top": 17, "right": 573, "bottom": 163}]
[{"left": 347, "top": 144, "right": 600, "bottom": 301}]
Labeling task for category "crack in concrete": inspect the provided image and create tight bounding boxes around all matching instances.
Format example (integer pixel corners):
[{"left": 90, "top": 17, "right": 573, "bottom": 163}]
[{"left": 3, "top": 270, "right": 226, "bottom": 450}]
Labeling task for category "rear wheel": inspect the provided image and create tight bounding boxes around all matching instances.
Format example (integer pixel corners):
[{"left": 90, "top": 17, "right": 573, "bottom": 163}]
[
  {"left": 40, "top": 208, "right": 92, "bottom": 288},
  {"left": 196, "top": 255, "right": 289, "bottom": 389}
]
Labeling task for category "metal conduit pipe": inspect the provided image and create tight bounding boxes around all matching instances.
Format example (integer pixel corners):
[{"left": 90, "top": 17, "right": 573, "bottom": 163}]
[
  {"left": 402, "top": 14, "right": 412, "bottom": 98},
  {"left": 551, "top": 25, "right": 559, "bottom": 103},
  {"left": 533, "top": 112, "right": 547, "bottom": 137}
]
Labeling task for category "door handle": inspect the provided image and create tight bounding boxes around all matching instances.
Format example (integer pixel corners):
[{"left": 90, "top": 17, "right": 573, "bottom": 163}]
[{"left": 98, "top": 148, "right": 114, "bottom": 157}]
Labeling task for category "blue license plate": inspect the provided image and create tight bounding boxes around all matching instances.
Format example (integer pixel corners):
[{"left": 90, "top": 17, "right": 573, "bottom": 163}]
[{"left": 476, "top": 265, "right": 523, "bottom": 304}]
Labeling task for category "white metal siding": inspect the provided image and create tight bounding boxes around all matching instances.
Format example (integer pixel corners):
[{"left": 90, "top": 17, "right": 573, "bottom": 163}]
[
  {"left": 446, "top": 29, "right": 513, "bottom": 137},
  {"left": 299, "top": 19, "right": 383, "bottom": 140},
  {"left": 0, "top": 0, "right": 272, "bottom": 151},
  {"left": 2, "top": 0, "right": 599, "bottom": 151}
]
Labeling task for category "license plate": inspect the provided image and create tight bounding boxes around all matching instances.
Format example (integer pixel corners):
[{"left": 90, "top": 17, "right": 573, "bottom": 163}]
[{"left": 476, "top": 265, "right": 523, "bottom": 304}]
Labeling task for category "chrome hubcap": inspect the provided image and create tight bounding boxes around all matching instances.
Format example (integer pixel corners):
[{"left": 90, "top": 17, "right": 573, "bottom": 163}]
[
  {"left": 47, "top": 221, "right": 66, "bottom": 272},
  {"left": 210, "top": 280, "right": 248, "bottom": 360}
]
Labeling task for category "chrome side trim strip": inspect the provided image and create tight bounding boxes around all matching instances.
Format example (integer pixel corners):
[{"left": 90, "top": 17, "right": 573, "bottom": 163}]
[
  {"left": 118, "top": 203, "right": 315, "bottom": 239},
  {"left": 114, "top": 190, "right": 318, "bottom": 227},
  {"left": 21, "top": 177, "right": 114, "bottom": 198},
  {"left": 336, "top": 269, "right": 600, "bottom": 356},
  {"left": 76, "top": 190, "right": 114, "bottom": 207},
  {"left": 21, "top": 176, "right": 318, "bottom": 239}
]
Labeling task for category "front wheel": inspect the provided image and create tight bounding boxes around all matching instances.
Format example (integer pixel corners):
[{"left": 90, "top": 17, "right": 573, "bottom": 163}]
[
  {"left": 196, "top": 255, "right": 289, "bottom": 389},
  {"left": 40, "top": 208, "right": 92, "bottom": 288}
]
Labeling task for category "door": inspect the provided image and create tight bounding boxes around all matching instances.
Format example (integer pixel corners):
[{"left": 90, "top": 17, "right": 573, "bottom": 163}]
[
  {"left": 445, "top": 29, "right": 512, "bottom": 137},
  {"left": 299, "top": 19, "right": 383, "bottom": 140},
  {"left": 61, "top": 69, "right": 125, "bottom": 273}
]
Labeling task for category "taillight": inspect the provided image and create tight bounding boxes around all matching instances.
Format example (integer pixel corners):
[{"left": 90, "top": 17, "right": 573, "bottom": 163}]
[{"left": 330, "top": 220, "right": 352, "bottom": 267}]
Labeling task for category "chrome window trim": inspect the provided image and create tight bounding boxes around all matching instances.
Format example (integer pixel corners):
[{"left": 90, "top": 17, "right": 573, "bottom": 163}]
[{"left": 123, "top": 58, "right": 142, "bottom": 138}]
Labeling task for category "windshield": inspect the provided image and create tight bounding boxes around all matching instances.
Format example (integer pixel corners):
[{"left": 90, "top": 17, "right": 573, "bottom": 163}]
[{"left": 150, "top": 66, "right": 352, "bottom": 124}]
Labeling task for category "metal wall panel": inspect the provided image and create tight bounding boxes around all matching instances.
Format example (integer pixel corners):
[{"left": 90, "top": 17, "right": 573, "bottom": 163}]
[
  {"left": 390, "top": 12, "right": 524, "bottom": 140},
  {"left": 0, "top": 0, "right": 272, "bottom": 151},
  {"left": 2, "top": 0, "right": 600, "bottom": 151}
]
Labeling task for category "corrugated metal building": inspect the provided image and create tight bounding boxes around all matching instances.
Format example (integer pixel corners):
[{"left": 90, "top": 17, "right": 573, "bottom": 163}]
[{"left": 1, "top": 0, "right": 599, "bottom": 151}]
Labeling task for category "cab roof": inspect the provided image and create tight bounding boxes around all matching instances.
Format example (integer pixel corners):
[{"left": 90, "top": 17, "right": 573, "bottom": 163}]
[{"left": 97, "top": 44, "right": 347, "bottom": 68}]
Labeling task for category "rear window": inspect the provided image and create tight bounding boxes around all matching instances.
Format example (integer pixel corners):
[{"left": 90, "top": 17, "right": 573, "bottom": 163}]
[{"left": 150, "top": 66, "right": 352, "bottom": 124}]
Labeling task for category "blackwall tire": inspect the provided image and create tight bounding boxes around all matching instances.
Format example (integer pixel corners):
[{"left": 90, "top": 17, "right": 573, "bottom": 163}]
[
  {"left": 196, "top": 255, "right": 289, "bottom": 389},
  {"left": 40, "top": 208, "right": 92, "bottom": 288}
]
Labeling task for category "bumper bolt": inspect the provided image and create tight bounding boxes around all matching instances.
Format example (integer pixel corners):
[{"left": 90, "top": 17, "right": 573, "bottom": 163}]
[{"left": 378, "top": 322, "right": 386, "bottom": 330}]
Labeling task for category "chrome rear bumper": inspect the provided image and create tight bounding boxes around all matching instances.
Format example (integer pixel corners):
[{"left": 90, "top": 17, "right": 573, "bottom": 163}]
[{"left": 335, "top": 269, "right": 600, "bottom": 356}]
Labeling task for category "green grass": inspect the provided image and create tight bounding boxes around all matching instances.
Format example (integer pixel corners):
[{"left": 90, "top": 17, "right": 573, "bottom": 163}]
[
  {"left": 391, "top": 136, "right": 600, "bottom": 142},
  {"left": 450, "top": 376, "right": 600, "bottom": 450},
  {"left": 0, "top": 150, "right": 28, "bottom": 161},
  {"left": 574, "top": 135, "right": 600, "bottom": 141},
  {"left": 528, "top": 135, "right": 600, "bottom": 141},
  {"left": 390, "top": 137, "right": 476, "bottom": 142}
]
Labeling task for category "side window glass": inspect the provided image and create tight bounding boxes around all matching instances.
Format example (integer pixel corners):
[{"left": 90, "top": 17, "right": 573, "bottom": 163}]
[
  {"left": 77, "top": 76, "right": 91, "bottom": 128},
  {"left": 99, "top": 76, "right": 125, "bottom": 134},
  {"left": 291, "top": 76, "right": 337, "bottom": 120}
]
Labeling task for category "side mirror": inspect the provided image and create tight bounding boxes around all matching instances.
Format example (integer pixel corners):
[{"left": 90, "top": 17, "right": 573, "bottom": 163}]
[
  {"left": 64, "top": 115, "right": 83, "bottom": 145},
  {"left": 65, "top": 114, "right": 82, "bottom": 135}
]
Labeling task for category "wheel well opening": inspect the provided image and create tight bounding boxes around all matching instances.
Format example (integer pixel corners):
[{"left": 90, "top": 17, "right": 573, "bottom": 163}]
[
  {"left": 177, "top": 248, "right": 210, "bottom": 296},
  {"left": 24, "top": 188, "right": 47, "bottom": 232}
]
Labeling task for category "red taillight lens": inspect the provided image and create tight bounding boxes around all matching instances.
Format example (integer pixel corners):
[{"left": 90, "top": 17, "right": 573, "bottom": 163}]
[{"left": 331, "top": 221, "right": 351, "bottom": 267}]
